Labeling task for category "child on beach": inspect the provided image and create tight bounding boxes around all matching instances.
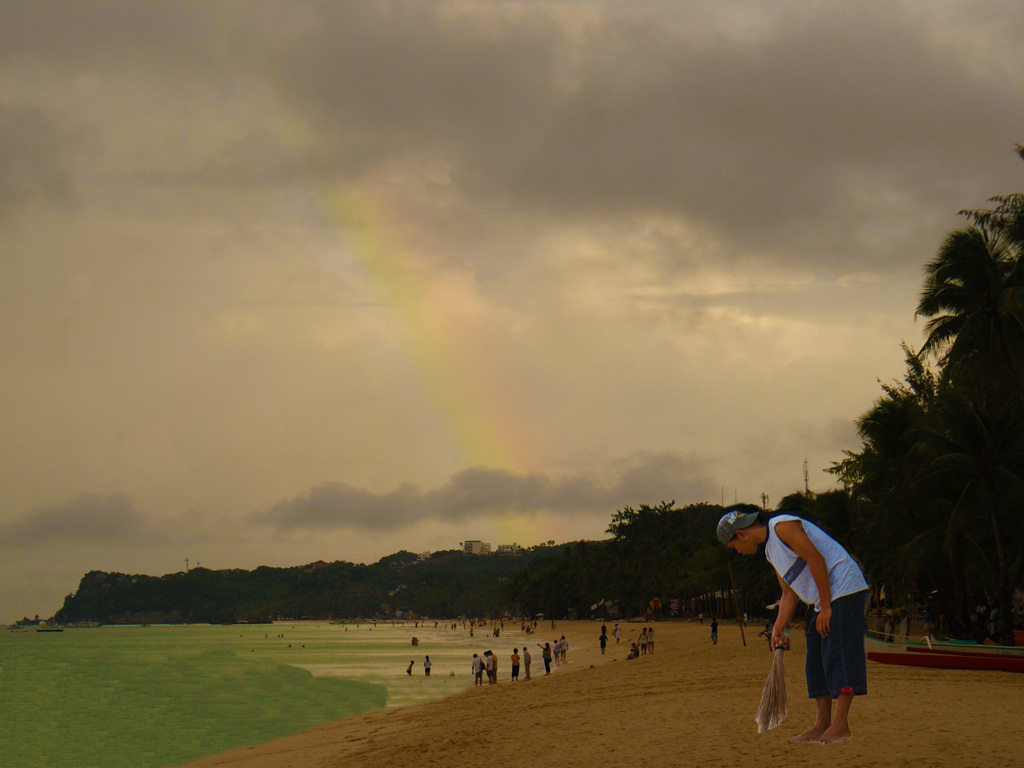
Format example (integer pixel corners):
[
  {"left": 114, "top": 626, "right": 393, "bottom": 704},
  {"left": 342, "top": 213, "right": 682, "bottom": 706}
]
[
  {"left": 710, "top": 618, "right": 718, "bottom": 645},
  {"left": 718, "top": 504, "right": 869, "bottom": 746}
]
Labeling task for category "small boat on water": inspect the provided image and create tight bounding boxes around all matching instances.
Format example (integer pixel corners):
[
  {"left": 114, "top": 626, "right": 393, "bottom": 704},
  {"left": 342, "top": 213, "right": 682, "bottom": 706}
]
[{"left": 865, "top": 633, "right": 1024, "bottom": 673}]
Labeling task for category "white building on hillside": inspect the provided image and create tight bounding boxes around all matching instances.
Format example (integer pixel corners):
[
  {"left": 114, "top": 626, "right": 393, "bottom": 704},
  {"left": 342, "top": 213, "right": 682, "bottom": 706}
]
[{"left": 463, "top": 540, "right": 491, "bottom": 555}]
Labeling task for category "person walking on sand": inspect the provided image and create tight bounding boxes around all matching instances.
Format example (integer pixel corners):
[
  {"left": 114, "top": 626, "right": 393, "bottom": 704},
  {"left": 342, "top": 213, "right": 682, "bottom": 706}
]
[
  {"left": 511, "top": 648, "right": 520, "bottom": 681},
  {"left": 614, "top": 623, "right": 621, "bottom": 643},
  {"left": 599, "top": 628, "right": 608, "bottom": 654},
  {"left": 647, "top": 626, "right": 655, "bottom": 654},
  {"left": 639, "top": 627, "right": 648, "bottom": 655},
  {"left": 559, "top": 635, "right": 568, "bottom": 663},
  {"left": 710, "top": 617, "right": 718, "bottom": 645},
  {"left": 718, "top": 503, "right": 869, "bottom": 746},
  {"left": 407, "top": 660, "right": 414, "bottom": 676},
  {"left": 423, "top": 656, "right": 431, "bottom": 676},
  {"left": 523, "top": 646, "right": 532, "bottom": 680}
]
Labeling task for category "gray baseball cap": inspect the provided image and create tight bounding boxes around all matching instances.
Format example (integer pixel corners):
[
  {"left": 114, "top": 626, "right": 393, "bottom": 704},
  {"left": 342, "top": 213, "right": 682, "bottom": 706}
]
[{"left": 716, "top": 506, "right": 761, "bottom": 546}]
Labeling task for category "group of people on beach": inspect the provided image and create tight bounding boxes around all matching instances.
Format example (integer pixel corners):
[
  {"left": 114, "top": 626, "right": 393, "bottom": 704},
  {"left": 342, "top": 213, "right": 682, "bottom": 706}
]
[
  {"left": 471, "top": 648, "right": 522, "bottom": 684},
  {"left": 619, "top": 625, "right": 654, "bottom": 659},
  {"left": 469, "top": 640, "right": 560, "bottom": 683},
  {"left": 407, "top": 656, "right": 432, "bottom": 676}
]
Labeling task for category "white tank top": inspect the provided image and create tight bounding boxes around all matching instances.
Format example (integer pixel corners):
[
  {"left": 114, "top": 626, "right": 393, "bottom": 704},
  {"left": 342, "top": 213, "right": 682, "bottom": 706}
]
[{"left": 765, "top": 514, "right": 867, "bottom": 610}]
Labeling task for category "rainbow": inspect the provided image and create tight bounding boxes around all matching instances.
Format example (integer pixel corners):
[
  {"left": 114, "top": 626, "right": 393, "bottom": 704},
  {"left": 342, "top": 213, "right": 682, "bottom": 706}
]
[{"left": 321, "top": 184, "right": 540, "bottom": 493}]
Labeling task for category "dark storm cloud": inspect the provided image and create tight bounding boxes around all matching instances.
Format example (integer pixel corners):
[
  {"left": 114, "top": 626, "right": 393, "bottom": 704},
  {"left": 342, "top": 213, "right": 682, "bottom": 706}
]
[
  {"left": 4, "top": 2, "right": 1021, "bottom": 270},
  {"left": 257, "top": 451, "right": 717, "bottom": 532},
  {"left": 0, "top": 493, "right": 163, "bottom": 548},
  {"left": 247, "top": 2, "right": 1024, "bottom": 268},
  {"left": 0, "top": 106, "right": 81, "bottom": 210}
]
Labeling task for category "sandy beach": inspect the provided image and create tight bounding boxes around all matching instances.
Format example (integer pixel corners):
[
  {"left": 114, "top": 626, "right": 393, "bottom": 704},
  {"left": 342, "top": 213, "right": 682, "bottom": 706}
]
[{"left": 178, "top": 619, "right": 1024, "bottom": 768}]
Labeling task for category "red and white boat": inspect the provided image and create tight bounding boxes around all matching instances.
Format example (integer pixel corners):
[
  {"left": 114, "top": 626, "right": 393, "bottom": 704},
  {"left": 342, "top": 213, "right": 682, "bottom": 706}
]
[{"left": 865, "top": 634, "right": 1024, "bottom": 673}]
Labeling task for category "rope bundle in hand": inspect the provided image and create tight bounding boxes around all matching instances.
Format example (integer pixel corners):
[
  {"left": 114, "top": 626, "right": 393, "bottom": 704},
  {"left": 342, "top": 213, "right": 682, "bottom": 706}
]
[{"left": 754, "top": 647, "right": 789, "bottom": 733}]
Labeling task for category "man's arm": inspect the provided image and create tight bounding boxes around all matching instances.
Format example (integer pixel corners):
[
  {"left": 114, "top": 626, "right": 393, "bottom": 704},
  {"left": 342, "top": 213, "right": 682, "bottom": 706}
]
[
  {"left": 774, "top": 519, "right": 833, "bottom": 637},
  {"left": 772, "top": 572, "right": 800, "bottom": 650}
]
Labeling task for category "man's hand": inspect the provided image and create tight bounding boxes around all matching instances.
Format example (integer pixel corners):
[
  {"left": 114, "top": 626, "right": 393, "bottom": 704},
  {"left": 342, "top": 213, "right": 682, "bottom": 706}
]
[
  {"left": 770, "top": 627, "right": 789, "bottom": 651},
  {"left": 816, "top": 603, "right": 832, "bottom": 637}
]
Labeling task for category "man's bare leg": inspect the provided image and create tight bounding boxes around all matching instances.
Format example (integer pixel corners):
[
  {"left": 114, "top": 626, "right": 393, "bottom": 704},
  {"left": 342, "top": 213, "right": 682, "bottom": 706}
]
[
  {"left": 789, "top": 697, "right": 831, "bottom": 743},
  {"left": 815, "top": 692, "right": 853, "bottom": 744}
]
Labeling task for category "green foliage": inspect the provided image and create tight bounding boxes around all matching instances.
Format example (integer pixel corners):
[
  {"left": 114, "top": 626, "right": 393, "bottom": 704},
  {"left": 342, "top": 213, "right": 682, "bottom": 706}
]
[{"left": 502, "top": 500, "right": 782, "bottom": 620}]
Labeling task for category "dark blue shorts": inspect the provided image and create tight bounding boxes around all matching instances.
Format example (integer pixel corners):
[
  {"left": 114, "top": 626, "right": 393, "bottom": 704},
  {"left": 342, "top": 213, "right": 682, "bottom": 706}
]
[{"left": 804, "top": 590, "right": 868, "bottom": 699}]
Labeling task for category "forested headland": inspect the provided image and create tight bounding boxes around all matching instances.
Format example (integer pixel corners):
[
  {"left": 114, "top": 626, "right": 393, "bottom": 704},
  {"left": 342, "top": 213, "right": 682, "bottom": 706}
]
[{"left": 54, "top": 148, "right": 1024, "bottom": 642}]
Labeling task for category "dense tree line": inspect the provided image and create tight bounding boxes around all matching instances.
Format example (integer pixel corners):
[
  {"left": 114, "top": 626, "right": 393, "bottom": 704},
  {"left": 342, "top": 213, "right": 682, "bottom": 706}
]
[{"left": 498, "top": 496, "right": 856, "bottom": 623}]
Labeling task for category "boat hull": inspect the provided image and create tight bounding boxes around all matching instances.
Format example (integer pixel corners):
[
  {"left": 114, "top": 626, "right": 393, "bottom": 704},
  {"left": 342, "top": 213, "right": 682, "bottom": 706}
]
[{"left": 865, "top": 636, "right": 1024, "bottom": 673}]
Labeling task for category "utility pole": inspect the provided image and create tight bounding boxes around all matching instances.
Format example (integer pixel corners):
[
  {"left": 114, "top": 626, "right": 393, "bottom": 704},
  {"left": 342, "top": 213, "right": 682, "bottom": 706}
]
[
  {"left": 760, "top": 493, "right": 769, "bottom": 511},
  {"left": 185, "top": 558, "right": 189, "bottom": 573},
  {"left": 803, "top": 458, "right": 810, "bottom": 494}
]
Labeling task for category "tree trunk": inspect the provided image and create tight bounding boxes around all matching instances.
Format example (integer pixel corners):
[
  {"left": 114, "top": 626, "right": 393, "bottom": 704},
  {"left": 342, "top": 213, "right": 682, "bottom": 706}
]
[{"left": 984, "top": 478, "right": 1015, "bottom": 645}]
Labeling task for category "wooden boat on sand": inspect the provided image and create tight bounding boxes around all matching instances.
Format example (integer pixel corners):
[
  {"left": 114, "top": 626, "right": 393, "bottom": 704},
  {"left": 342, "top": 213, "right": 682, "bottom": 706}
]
[{"left": 864, "top": 633, "right": 1024, "bottom": 673}]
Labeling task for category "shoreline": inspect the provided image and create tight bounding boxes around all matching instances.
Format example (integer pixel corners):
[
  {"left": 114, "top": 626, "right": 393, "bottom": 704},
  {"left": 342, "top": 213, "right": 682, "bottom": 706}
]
[{"left": 177, "top": 619, "right": 1024, "bottom": 767}]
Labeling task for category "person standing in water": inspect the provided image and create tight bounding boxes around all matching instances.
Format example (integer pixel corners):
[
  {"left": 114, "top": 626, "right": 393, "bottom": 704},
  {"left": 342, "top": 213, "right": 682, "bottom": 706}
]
[{"left": 718, "top": 504, "right": 868, "bottom": 746}]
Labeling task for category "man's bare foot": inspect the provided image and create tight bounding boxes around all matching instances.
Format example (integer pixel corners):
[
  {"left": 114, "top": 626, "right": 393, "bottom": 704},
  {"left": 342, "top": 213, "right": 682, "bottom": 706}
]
[
  {"left": 814, "top": 725, "right": 852, "bottom": 745},
  {"left": 789, "top": 726, "right": 826, "bottom": 743}
]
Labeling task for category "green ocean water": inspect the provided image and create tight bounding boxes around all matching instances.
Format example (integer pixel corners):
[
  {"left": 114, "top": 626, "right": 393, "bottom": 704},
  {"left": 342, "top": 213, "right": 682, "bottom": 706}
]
[{"left": 0, "top": 622, "right": 486, "bottom": 768}]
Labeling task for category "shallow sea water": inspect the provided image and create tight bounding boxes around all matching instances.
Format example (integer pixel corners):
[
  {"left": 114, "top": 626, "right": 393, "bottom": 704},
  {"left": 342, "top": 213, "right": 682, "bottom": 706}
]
[{"left": 0, "top": 621, "right": 490, "bottom": 768}]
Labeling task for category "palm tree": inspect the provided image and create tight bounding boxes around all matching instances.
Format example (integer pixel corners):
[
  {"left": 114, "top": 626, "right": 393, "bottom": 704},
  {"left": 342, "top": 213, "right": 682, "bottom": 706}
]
[
  {"left": 927, "top": 393, "right": 1024, "bottom": 644},
  {"left": 916, "top": 225, "right": 1024, "bottom": 405},
  {"left": 916, "top": 204, "right": 1024, "bottom": 645}
]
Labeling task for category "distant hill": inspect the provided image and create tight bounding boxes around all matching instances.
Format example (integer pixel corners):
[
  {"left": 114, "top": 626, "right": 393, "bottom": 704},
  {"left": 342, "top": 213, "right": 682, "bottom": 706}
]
[{"left": 54, "top": 546, "right": 570, "bottom": 624}]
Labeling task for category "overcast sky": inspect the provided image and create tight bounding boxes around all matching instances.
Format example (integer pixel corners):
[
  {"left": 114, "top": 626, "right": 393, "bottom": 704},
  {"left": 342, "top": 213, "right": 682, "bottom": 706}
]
[{"left": 2, "top": 0, "right": 1022, "bottom": 623}]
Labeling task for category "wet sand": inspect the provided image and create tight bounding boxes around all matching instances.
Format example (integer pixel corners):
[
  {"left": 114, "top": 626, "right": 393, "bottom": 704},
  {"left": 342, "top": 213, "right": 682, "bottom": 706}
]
[{"left": 177, "top": 619, "right": 1024, "bottom": 768}]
